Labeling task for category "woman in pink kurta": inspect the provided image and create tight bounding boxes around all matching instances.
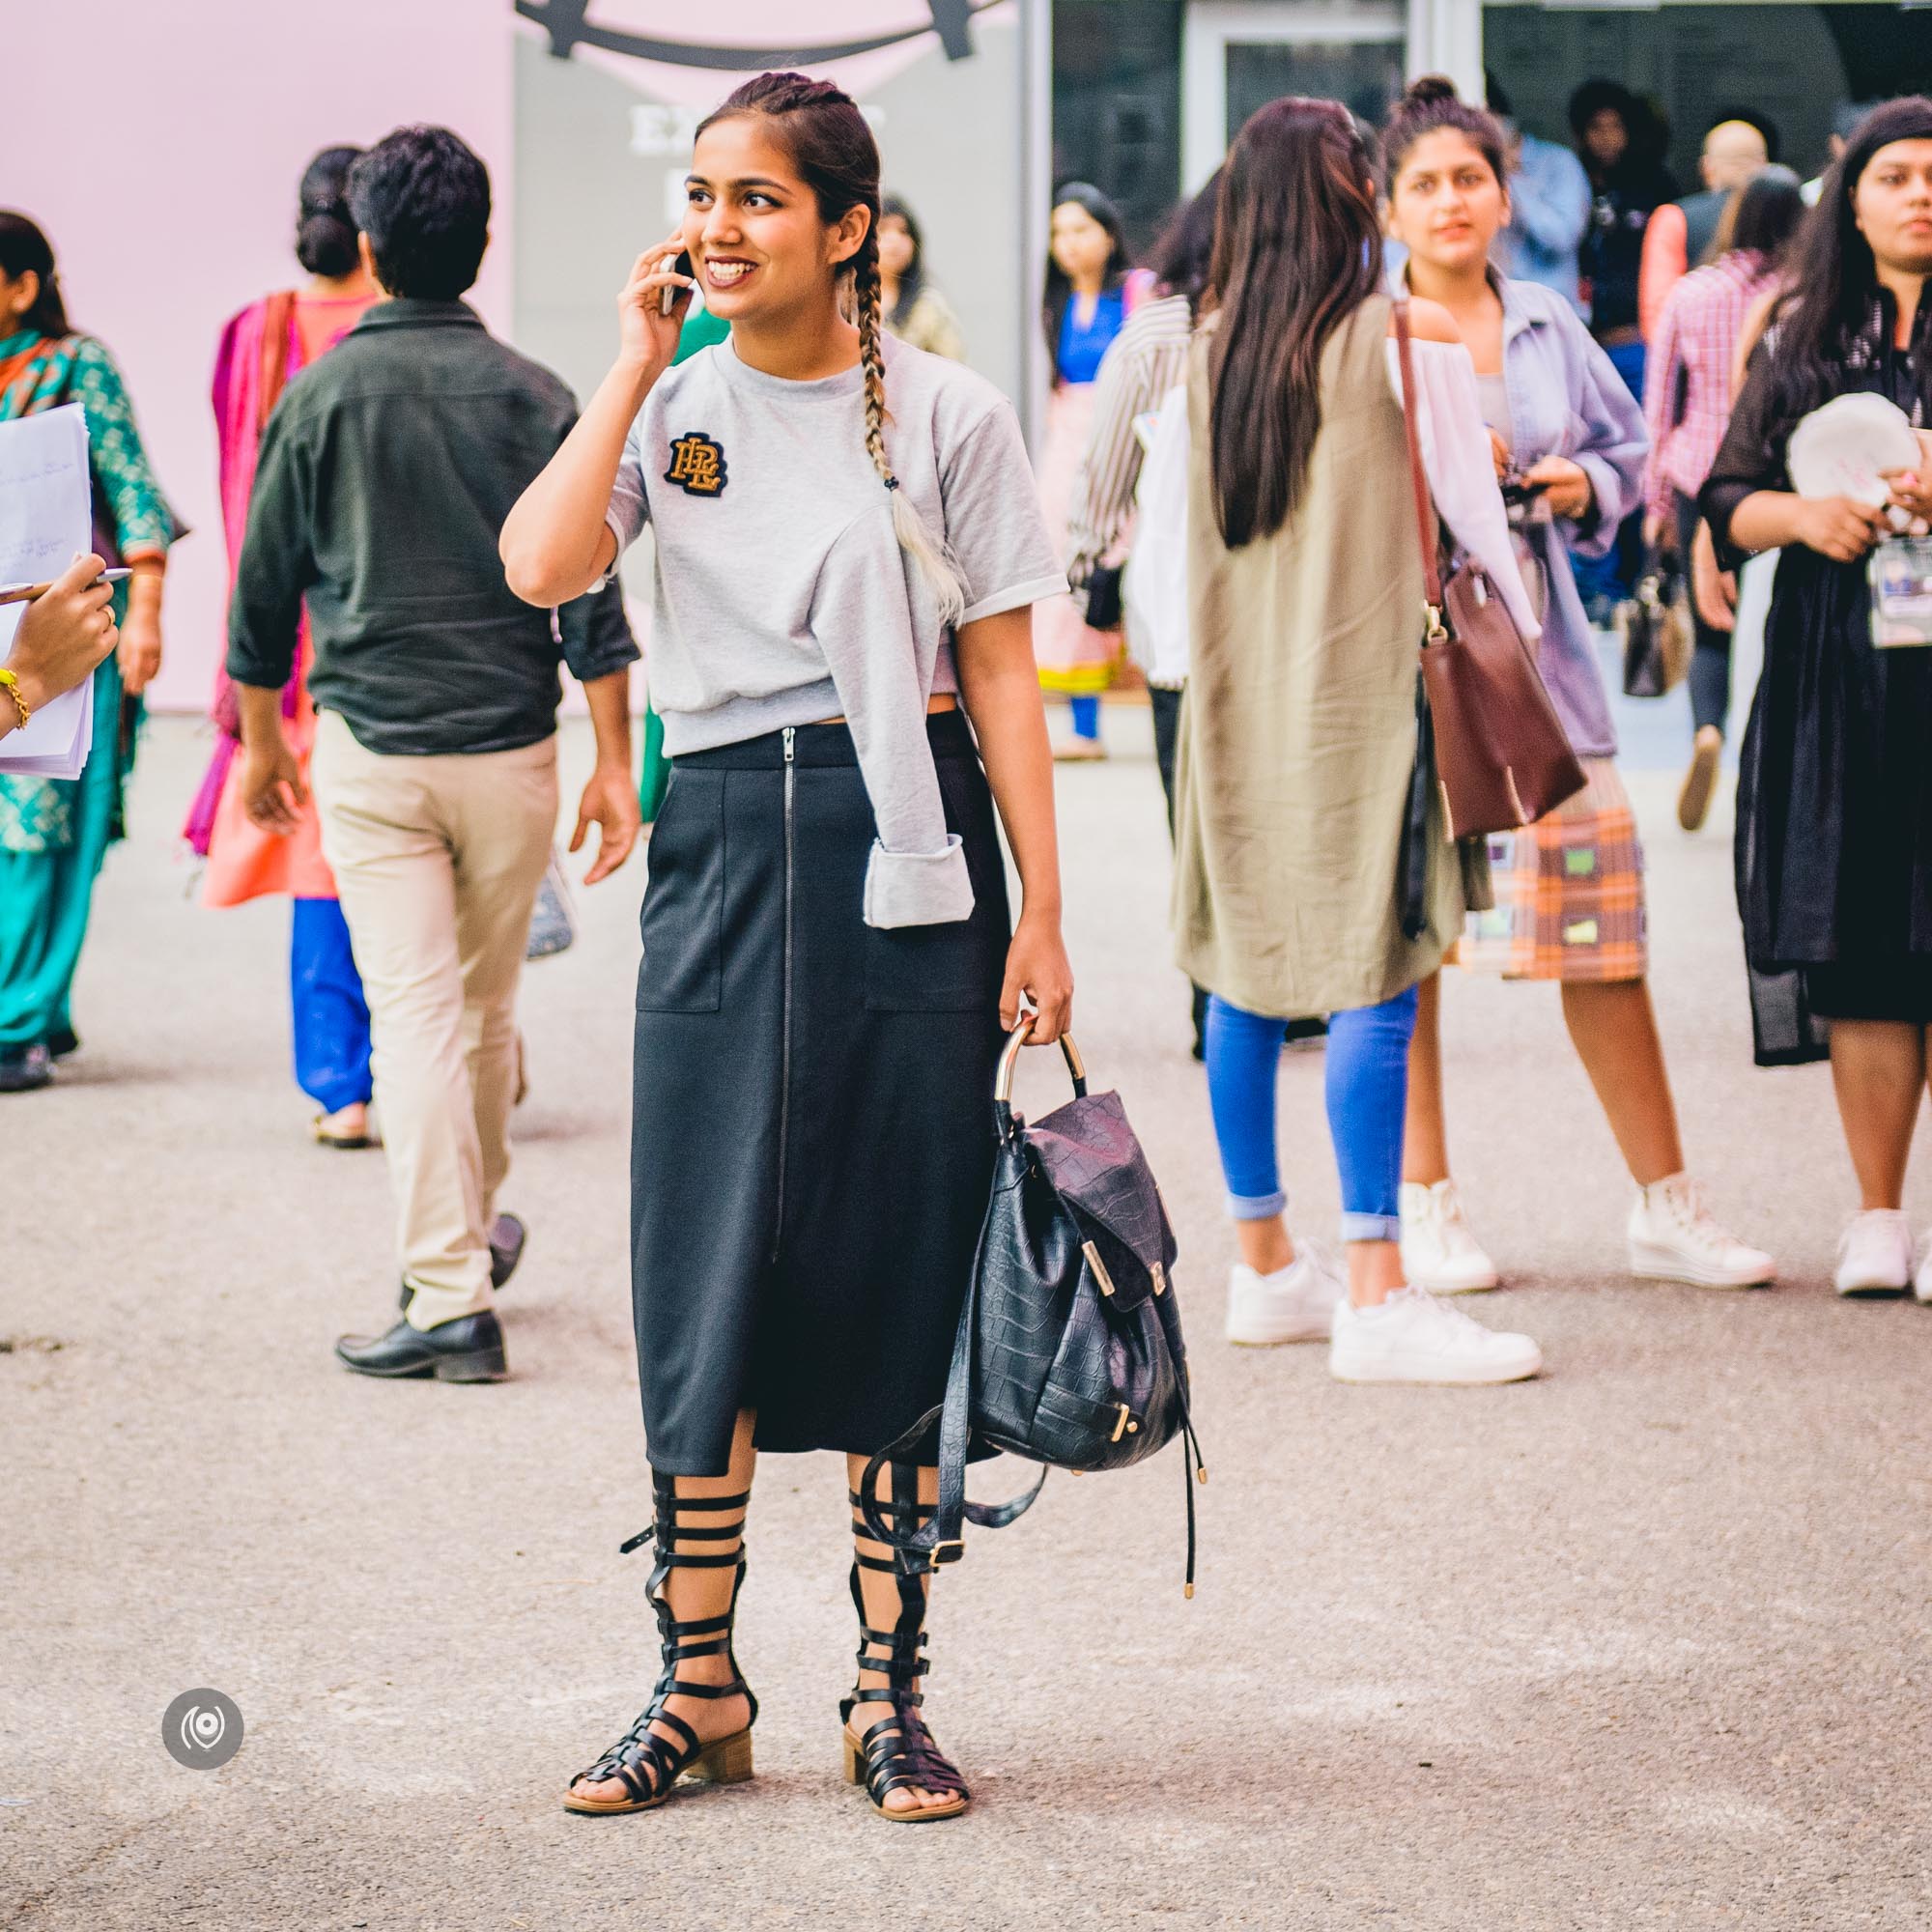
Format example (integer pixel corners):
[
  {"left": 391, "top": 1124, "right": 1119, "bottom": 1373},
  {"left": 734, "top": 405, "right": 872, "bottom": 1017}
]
[
  {"left": 1035, "top": 184, "right": 1150, "bottom": 759},
  {"left": 183, "top": 148, "right": 381, "bottom": 1147}
]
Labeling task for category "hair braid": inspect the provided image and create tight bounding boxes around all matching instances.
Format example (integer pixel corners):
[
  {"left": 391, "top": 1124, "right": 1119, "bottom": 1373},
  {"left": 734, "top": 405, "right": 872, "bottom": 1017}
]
[{"left": 854, "top": 222, "right": 967, "bottom": 624}]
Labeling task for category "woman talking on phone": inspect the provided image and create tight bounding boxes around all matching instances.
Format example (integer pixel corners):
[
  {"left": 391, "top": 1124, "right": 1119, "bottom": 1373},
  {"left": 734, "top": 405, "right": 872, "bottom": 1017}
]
[{"left": 501, "top": 72, "right": 1070, "bottom": 1822}]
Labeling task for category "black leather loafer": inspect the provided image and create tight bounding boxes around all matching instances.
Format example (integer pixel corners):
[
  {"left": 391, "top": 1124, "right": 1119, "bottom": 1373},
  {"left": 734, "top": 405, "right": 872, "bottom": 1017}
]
[
  {"left": 335, "top": 1311, "right": 508, "bottom": 1382},
  {"left": 397, "top": 1215, "right": 527, "bottom": 1314},
  {"left": 489, "top": 1213, "right": 527, "bottom": 1289}
]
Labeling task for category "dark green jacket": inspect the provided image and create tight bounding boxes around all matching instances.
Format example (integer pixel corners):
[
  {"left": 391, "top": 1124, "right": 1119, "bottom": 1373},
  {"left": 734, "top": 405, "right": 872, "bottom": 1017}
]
[{"left": 227, "top": 298, "right": 636, "bottom": 755}]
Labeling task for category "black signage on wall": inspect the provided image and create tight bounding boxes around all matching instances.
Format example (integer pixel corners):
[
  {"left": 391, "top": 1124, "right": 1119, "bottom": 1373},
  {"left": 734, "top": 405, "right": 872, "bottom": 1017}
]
[{"left": 515, "top": 0, "right": 996, "bottom": 67}]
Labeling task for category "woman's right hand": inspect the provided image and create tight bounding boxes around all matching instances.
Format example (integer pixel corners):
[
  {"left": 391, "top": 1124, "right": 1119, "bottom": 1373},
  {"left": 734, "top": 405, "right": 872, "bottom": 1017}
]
[
  {"left": 1793, "top": 495, "right": 1888, "bottom": 563},
  {"left": 4, "top": 554, "right": 116, "bottom": 720},
  {"left": 617, "top": 233, "right": 696, "bottom": 373}
]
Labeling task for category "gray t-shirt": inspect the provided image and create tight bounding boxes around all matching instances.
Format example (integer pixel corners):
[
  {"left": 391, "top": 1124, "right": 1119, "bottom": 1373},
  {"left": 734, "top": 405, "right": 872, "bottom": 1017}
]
[{"left": 606, "top": 333, "right": 1064, "bottom": 926}]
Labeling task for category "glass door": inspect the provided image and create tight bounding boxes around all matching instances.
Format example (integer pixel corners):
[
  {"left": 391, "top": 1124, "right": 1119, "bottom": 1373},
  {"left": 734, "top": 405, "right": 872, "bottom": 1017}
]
[{"left": 1180, "top": 0, "right": 1406, "bottom": 188}]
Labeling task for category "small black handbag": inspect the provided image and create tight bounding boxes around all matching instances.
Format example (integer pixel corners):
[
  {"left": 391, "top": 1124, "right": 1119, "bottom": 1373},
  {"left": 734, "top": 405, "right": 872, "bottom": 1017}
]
[
  {"left": 1082, "top": 562, "right": 1125, "bottom": 632},
  {"left": 863, "top": 1020, "right": 1206, "bottom": 1592},
  {"left": 1620, "top": 545, "right": 1692, "bottom": 698}
]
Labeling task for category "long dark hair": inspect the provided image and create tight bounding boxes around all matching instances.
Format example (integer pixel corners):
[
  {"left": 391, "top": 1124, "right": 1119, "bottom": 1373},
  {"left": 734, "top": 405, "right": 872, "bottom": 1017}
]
[
  {"left": 1764, "top": 97, "right": 1932, "bottom": 432},
  {"left": 1143, "top": 169, "right": 1221, "bottom": 318},
  {"left": 698, "top": 71, "right": 964, "bottom": 620},
  {"left": 1725, "top": 164, "right": 1804, "bottom": 268},
  {"left": 1207, "top": 98, "right": 1382, "bottom": 548},
  {"left": 0, "top": 213, "right": 70, "bottom": 338},
  {"left": 879, "top": 192, "right": 925, "bottom": 318},
  {"left": 1381, "top": 75, "right": 1507, "bottom": 192},
  {"left": 1042, "top": 182, "right": 1131, "bottom": 381},
  {"left": 297, "top": 146, "right": 363, "bottom": 278}
]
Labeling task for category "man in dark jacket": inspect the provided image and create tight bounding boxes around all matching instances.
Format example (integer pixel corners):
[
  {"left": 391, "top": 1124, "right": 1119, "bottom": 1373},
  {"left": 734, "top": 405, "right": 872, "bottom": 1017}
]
[{"left": 231, "top": 126, "right": 640, "bottom": 1384}]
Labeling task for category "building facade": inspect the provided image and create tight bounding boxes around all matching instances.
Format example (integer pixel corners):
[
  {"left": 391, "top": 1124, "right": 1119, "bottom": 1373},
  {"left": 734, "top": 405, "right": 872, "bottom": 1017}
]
[{"left": 1055, "top": 0, "right": 1931, "bottom": 247}]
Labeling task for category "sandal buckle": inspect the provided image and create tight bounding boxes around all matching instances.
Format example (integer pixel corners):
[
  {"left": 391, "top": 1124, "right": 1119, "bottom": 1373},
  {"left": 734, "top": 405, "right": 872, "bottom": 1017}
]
[{"left": 929, "top": 1538, "right": 966, "bottom": 1566}]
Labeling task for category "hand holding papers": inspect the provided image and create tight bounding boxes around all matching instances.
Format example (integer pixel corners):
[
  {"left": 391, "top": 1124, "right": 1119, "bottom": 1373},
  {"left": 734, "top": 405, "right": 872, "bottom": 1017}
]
[{"left": 0, "top": 406, "right": 99, "bottom": 779}]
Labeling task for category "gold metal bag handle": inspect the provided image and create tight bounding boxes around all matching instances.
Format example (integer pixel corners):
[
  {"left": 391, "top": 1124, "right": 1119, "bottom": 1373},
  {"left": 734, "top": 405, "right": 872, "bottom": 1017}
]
[{"left": 994, "top": 1012, "right": 1088, "bottom": 1108}]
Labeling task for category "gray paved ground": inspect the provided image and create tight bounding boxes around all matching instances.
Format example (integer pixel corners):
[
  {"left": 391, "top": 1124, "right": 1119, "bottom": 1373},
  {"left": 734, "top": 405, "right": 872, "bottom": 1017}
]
[{"left": 5, "top": 702, "right": 1929, "bottom": 1930}]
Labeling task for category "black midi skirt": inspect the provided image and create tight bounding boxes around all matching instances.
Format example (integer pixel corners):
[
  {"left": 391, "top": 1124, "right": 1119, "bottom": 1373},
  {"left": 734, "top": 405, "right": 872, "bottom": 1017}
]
[{"left": 630, "top": 711, "right": 1011, "bottom": 1476}]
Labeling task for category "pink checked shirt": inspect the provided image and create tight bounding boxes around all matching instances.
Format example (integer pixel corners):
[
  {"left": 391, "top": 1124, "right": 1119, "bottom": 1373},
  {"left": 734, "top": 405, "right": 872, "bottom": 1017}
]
[{"left": 1642, "top": 249, "right": 1778, "bottom": 521}]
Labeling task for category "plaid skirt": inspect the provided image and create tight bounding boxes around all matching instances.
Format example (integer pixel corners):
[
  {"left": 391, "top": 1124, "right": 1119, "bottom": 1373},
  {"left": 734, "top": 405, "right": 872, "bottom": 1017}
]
[{"left": 1455, "top": 758, "right": 1648, "bottom": 982}]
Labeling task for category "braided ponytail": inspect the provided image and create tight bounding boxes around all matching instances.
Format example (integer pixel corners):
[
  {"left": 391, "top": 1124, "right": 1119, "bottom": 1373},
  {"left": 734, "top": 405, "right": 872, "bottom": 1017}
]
[{"left": 701, "top": 72, "right": 969, "bottom": 625}]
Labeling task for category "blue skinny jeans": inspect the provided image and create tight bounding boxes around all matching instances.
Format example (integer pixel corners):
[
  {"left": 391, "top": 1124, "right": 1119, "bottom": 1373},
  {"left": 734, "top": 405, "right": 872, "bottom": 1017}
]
[{"left": 1205, "top": 986, "right": 1419, "bottom": 1243}]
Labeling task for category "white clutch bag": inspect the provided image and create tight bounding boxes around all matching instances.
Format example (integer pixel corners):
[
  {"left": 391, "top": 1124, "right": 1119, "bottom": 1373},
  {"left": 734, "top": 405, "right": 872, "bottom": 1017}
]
[{"left": 1786, "top": 393, "right": 1919, "bottom": 505}]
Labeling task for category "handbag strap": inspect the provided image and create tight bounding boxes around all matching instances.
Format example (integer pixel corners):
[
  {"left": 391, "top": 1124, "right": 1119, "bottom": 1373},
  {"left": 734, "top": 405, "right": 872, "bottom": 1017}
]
[
  {"left": 1390, "top": 298, "right": 1445, "bottom": 614},
  {"left": 859, "top": 1172, "right": 1048, "bottom": 1570}
]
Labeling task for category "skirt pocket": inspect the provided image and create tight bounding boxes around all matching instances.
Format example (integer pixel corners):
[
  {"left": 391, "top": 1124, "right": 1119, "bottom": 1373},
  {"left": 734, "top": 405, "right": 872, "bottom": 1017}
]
[{"left": 637, "top": 768, "right": 724, "bottom": 1013}]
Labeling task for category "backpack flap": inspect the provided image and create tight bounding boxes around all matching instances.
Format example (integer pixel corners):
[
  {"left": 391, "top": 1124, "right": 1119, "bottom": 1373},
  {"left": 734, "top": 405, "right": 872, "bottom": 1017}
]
[{"left": 1026, "top": 1090, "right": 1178, "bottom": 1312}]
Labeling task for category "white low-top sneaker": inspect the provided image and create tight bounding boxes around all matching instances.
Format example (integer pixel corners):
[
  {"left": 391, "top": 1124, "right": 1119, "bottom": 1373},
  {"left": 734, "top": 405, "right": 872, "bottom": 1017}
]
[
  {"left": 1225, "top": 1246, "right": 1346, "bottom": 1346},
  {"left": 1913, "top": 1236, "right": 1932, "bottom": 1304},
  {"left": 1835, "top": 1209, "right": 1913, "bottom": 1295},
  {"left": 1627, "top": 1174, "right": 1776, "bottom": 1289},
  {"left": 1399, "top": 1179, "right": 1500, "bottom": 1293},
  {"left": 1328, "top": 1285, "right": 1542, "bottom": 1385}
]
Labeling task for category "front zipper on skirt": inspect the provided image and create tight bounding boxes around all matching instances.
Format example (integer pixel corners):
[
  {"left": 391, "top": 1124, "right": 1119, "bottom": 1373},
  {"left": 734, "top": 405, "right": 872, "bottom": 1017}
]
[{"left": 774, "top": 725, "right": 796, "bottom": 1263}]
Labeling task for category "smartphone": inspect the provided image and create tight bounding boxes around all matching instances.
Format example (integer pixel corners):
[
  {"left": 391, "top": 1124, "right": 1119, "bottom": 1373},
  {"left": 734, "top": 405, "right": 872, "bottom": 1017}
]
[{"left": 660, "top": 250, "right": 695, "bottom": 318}]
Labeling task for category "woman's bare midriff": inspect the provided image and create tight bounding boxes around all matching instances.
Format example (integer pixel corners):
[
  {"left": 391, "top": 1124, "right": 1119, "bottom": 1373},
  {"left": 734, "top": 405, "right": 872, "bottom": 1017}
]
[{"left": 811, "top": 694, "right": 959, "bottom": 726}]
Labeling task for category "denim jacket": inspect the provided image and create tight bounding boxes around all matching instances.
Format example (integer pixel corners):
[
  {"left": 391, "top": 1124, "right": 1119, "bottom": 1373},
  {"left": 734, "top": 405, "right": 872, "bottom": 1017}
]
[{"left": 1492, "top": 277, "right": 1649, "bottom": 759}]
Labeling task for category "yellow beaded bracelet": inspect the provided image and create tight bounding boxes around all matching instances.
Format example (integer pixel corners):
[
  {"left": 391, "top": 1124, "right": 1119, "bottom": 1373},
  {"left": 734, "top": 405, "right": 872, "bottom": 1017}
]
[{"left": 0, "top": 668, "right": 29, "bottom": 731}]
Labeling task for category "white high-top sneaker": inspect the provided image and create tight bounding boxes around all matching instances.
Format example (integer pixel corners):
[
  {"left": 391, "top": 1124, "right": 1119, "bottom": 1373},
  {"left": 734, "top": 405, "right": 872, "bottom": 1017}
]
[
  {"left": 1225, "top": 1245, "right": 1346, "bottom": 1346},
  {"left": 1913, "top": 1234, "right": 1932, "bottom": 1304},
  {"left": 1399, "top": 1179, "right": 1500, "bottom": 1293},
  {"left": 1835, "top": 1209, "right": 1913, "bottom": 1295},
  {"left": 1627, "top": 1174, "right": 1776, "bottom": 1289},
  {"left": 1328, "top": 1286, "right": 1542, "bottom": 1385}
]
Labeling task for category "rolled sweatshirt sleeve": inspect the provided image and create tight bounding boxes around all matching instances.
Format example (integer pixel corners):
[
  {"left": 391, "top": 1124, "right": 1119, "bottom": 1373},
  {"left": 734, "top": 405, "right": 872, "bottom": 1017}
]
[{"left": 810, "top": 509, "right": 975, "bottom": 930}]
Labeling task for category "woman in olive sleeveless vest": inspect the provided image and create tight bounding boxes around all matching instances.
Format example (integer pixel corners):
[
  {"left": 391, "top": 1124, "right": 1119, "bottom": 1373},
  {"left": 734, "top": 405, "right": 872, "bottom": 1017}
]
[{"left": 1173, "top": 98, "right": 1546, "bottom": 1385}]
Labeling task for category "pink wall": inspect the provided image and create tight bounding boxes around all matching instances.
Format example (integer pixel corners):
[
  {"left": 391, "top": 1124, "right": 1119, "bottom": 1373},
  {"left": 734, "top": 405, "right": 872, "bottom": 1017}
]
[{"left": 8, "top": 2, "right": 517, "bottom": 712}]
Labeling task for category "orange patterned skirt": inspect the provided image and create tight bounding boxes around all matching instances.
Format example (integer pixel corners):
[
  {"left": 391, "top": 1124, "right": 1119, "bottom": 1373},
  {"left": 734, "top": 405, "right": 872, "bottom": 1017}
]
[{"left": 1454, "top": 758, "right": 1648, "bottom": 982}]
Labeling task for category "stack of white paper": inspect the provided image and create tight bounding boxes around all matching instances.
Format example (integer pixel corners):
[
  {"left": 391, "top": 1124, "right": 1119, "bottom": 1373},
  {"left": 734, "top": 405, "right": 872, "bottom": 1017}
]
[{"left": 0, "top": 405, "right": 97, "bottom": 781}]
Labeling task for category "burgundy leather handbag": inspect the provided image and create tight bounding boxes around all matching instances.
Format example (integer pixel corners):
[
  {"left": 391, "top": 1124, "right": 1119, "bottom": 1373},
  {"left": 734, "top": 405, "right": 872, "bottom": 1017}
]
[{"left": 1392, "top": 301, "right": 1585, "bottom": 839}]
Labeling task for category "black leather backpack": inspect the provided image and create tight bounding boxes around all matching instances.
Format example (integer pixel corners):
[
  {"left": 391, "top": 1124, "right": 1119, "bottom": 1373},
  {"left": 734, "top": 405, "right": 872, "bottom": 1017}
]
[{"left": 863, "top": 1021, "right": 1206, "bottom": 1592}]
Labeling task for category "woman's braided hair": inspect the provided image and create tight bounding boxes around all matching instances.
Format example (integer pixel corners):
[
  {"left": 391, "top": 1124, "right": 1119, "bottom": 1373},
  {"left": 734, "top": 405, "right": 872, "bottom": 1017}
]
[{"left": 698, "top": 72, "right": 966, "bottom": 623}]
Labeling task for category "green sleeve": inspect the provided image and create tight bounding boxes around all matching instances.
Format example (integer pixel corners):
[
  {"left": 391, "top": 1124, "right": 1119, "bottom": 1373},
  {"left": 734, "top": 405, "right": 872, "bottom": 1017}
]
[
  {"left": 70, "top": 337, "right": 177, "bottom": 556},
  {"left": 639, "top": 697, "right": 669, "bottom": 823}
]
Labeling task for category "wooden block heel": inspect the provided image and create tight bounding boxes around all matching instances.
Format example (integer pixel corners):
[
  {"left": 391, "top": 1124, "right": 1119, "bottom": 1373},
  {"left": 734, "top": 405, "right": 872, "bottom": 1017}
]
[
  {"left": 566, "top": 1474, "right": 759, "bottom": 1817},
  {"left": 692, "top": 1728, "right": 754, "bottom": 1785}
]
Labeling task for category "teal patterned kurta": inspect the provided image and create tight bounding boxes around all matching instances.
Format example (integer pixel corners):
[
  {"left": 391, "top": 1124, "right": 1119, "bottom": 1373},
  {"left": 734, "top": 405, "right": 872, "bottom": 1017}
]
[{"left": 0, "top": 327, "right": 179, "bottom": 1050}]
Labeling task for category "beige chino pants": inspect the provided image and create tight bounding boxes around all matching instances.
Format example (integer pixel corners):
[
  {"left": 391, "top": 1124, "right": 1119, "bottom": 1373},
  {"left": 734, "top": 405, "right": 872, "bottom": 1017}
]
[{"left": 312, "top": 711, "right": 557, "bottom": 1329}]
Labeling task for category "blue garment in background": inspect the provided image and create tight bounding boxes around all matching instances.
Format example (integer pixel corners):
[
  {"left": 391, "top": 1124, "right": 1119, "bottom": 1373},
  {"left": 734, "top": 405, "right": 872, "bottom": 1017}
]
[
  {"left": 1056, "top": 289, "right": 1126, "bottom": 386},
  {"left": 291, "top": 897, "right": 373, "bottom": 1114},
  {"left": 1565, "top": 335, "right": 1648, "bottom": 614},
  {"left": 1496, "top": 134, "right": 1592, "bottom": 314},
  {"left": 1205, "top": 988, "right": 1419, "bottom": 1243},
  {"left": 1069, "top": 694, "right": 1100, "bottom": 739}
]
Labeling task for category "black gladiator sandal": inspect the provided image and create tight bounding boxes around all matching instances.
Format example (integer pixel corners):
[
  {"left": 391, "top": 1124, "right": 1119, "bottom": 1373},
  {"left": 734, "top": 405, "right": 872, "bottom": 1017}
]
[
  {"left": 565, "top": 1472, "right": 757, "bottom": 1816},
  {"left": 839, "top": 1463, "right": 971, "bottom": 1824}
]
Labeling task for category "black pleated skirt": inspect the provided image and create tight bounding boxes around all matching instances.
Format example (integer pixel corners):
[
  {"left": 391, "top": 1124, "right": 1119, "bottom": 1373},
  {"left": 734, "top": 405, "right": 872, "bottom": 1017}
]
[{"left": 630, "top": 711, "right": 1010, "bottom": 1476}]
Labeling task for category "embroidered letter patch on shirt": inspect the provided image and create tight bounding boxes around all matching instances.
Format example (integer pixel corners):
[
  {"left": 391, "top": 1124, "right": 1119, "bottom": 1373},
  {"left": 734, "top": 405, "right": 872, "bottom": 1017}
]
[{"left": 665, "top": 431, "right": 727, "bottom": 497}]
